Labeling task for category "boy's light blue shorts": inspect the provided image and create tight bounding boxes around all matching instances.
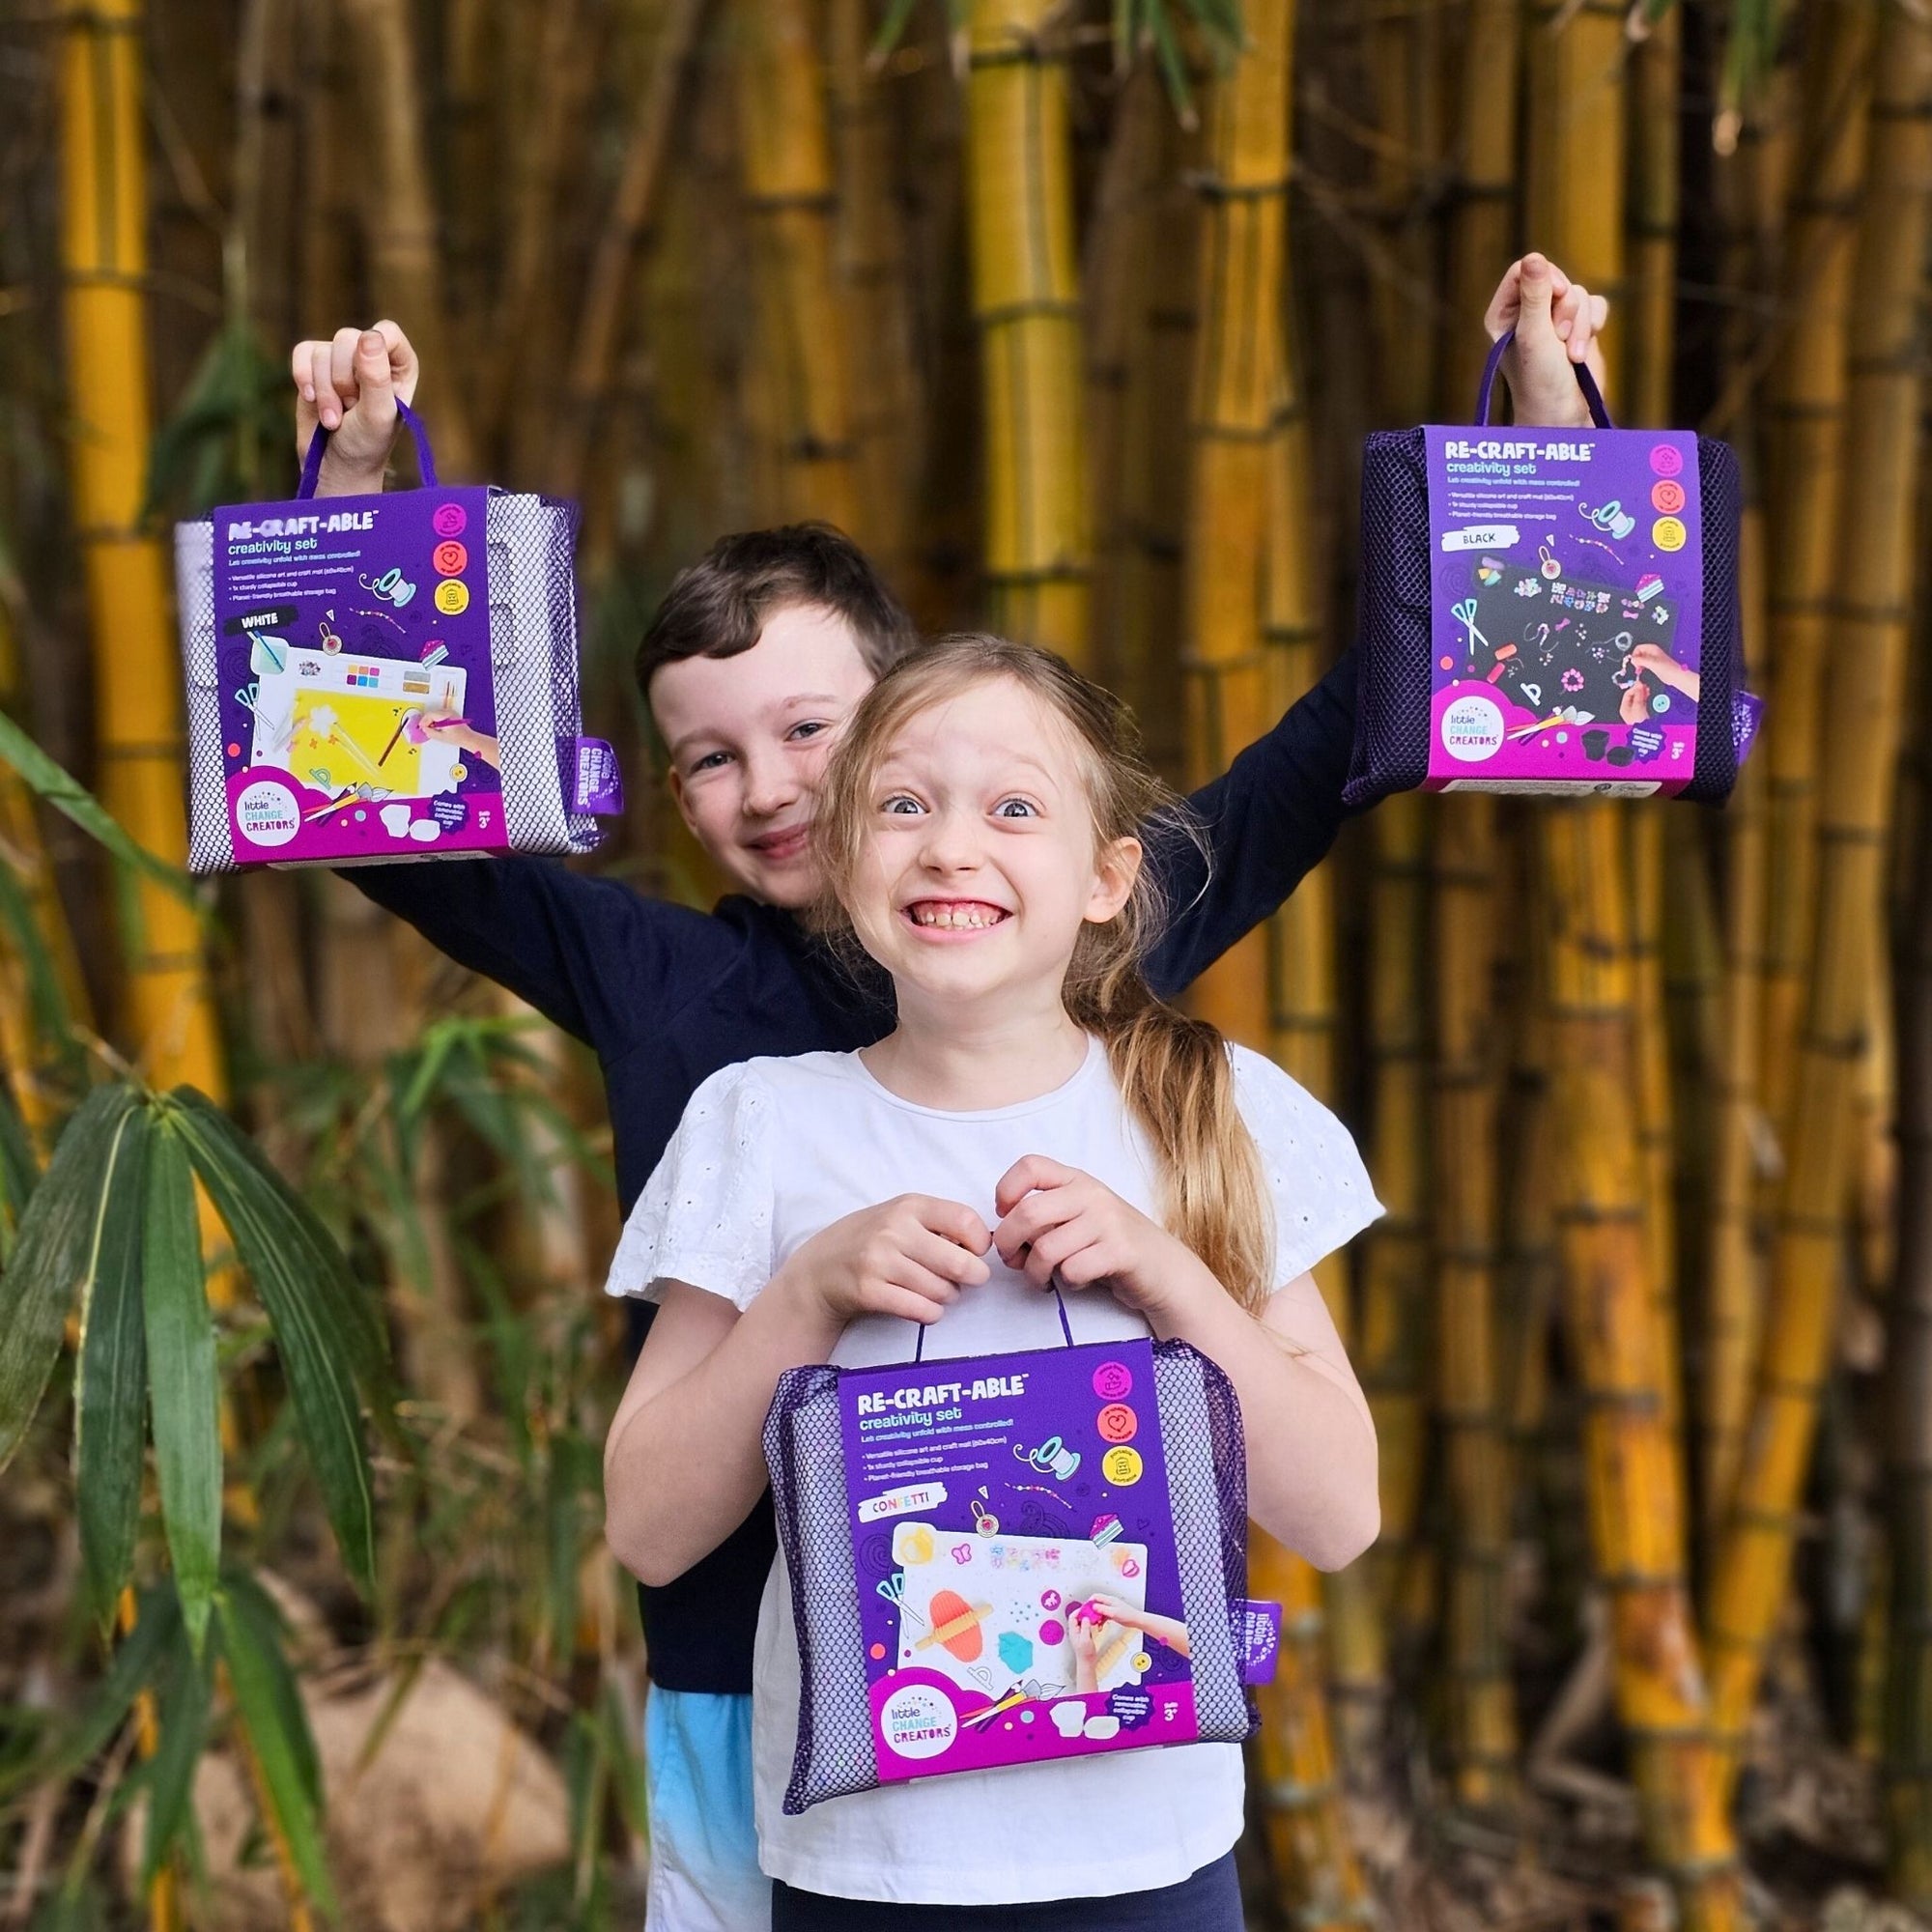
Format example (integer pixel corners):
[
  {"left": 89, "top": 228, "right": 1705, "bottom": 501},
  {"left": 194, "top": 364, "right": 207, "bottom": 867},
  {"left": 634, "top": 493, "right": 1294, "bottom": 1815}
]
[{"left": 643, "top": 1688, "right": 769, "bottom": 1932}]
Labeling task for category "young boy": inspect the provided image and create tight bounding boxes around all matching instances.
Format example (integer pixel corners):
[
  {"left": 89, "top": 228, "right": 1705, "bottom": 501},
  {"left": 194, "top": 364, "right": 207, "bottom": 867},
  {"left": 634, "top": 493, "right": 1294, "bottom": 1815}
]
[{"left": 295, "top": 253, "right": 1605, "bottom": 1930}]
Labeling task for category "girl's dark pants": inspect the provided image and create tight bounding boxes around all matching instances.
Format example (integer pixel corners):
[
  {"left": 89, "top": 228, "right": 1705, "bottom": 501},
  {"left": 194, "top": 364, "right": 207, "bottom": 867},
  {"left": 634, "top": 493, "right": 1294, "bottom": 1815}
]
[{"left": 770, "top": 1851, "right": 1242, "bottom": 1931}]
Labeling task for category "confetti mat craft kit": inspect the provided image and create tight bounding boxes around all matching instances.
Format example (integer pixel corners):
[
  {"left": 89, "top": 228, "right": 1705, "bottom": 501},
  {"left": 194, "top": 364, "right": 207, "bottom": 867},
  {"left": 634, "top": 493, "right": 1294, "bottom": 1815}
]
[
  {"left": 176, "top": 404, "right": 621, "bottom": 871},
  {"left": 764, "top": 1329, "right": 1275, "bottom": 1814},
  {"left": 1346, "top": 332, "right": 1754, "bottom": 804}
]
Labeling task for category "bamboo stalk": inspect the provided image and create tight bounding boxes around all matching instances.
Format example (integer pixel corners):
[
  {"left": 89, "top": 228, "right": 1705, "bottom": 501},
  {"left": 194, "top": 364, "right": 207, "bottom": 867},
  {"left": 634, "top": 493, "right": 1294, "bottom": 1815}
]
[
  {"left": 1432, "top": 795, "right": 1518, "bottom": 1806},
  {"left": 1707, "top": 0, "right": 1932, "bottom": 1800},
  {"left": 1086, "top": 63, "right": 1164, "bottom": 693},
  {"left": 831, "top": 0, "right": 920, "bottom": 578},
  {"left": 1111, "top": 108, "right": 1196, "bottom": 780},
  {"left": 549, "top": 0, "right": 710, "bottom": 500},
  {"left": 1541, "top": 806, "right": 1744, "bottom": 1926},
  {"left": 1885, "top": 724, "right": 1932, "bottom": 1907},
  {"left": 1441, "top": 0, "right": 1521, "bottom": 412},
  {"left": 336, "top": 0, "right": 477, "bottom": 475},
  {"left": 57, "top": 0, "right": 225, "bottom": 1098},
  {"left": 735, "top": 0, "right": 862, "bottom": 532},
  {"left": 964, "top": 0, "right": 1088, "bottom": 657},
  {"left": 1702, "top": 493, "right": 1771, "bottom": 1540},
  {"left": 1756, "top": 0, "right": 1876, "bottom": 1145}
]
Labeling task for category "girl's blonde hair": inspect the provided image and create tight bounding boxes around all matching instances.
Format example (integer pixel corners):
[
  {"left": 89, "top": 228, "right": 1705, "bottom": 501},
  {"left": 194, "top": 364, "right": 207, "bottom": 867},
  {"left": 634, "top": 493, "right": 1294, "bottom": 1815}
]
[{"left": 813, "top": 634, "right": 1274, "bottom": 1312}]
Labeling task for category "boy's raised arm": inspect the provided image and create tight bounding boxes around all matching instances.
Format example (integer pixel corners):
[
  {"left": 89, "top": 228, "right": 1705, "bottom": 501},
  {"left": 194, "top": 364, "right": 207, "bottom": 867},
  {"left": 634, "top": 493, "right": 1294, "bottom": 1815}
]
[
  {"left": 1143, "top": 253, "right": 1608, "bottom": 1001},
  {"left": 295, "top": 325, "right": 731, "bottom": 1052}
]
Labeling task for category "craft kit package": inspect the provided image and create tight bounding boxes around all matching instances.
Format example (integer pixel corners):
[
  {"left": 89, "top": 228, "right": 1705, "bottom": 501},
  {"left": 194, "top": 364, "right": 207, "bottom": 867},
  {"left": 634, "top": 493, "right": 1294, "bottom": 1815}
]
[
  {"left": 175, "top": 405, "right": 621, "bottom": 871},
  {"left": 1346, "top": 332, "right": 1759, "bottom": 805},
  {"left": 763, "top": 1314, "right": 1282, "bottom": 1814}
]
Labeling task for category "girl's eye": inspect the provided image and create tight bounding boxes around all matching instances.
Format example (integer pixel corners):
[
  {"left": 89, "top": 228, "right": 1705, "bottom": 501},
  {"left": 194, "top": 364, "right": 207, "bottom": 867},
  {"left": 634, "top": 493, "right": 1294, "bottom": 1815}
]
[
  {"left": 880, "top": 793, "right": 924, "bottom": 816},
  {"left": 993, "top": 797, "right": 1038, "bottom": 819}
]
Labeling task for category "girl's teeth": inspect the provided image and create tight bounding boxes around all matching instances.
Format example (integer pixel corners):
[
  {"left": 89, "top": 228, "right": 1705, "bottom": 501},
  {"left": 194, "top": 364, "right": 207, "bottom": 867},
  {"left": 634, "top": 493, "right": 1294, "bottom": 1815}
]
[{"left": 913, "top": 904, "right": 998, "bottom": 929}]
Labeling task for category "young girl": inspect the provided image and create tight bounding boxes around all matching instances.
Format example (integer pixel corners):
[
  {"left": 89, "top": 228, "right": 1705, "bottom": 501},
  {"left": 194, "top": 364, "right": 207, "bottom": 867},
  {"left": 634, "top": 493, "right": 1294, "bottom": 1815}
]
[{"left": 603, "top": 636, "right": 1382, "bottom": 1928}]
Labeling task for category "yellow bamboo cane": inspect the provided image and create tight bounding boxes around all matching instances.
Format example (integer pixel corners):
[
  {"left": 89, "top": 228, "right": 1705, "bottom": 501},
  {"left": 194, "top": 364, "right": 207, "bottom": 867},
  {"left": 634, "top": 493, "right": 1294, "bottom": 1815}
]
[
  {"left": 1432, "top": 796, "right": 1518, "bottom": 1806},
  {"left": 1756, "top": 0, "right": 1875, "bottom": 1144},
  {"left": 735, "top": 0, "right": 863, "bottom": 534},
  {"left": 1526, "top": 8, "right": 1734, "bottom": 1914},
  {"left": 1706, "top": 0, "right": 1932, "bottom": 1801},
  {"left": 1541, "top": 806, "right": 1744, "bottom": 1927},
  {"left": 57, "top": 0, "right": 223, "bottom": 1097},
  {"left": 1625, "top": 5, "right": 1682, "bottom": 1438},
  {"left": 965, "top": 0, "right": 1088, "bottom": 657}
]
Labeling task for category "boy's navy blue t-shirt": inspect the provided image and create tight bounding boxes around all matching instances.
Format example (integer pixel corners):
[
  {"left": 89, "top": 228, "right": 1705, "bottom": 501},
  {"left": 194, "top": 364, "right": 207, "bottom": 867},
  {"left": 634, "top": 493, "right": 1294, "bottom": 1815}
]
[{"left": 352, "top": 648, "right": 1363, "bottom": 1693}]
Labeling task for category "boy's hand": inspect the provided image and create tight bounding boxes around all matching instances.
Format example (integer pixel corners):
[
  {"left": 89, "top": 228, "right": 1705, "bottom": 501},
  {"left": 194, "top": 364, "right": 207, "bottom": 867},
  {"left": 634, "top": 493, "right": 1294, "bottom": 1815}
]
[
  {"left": 1486, "top": 253, "right": 1609, "bottom": 429},
  {"left": 291, "top": 323, "right": 418, "bottom": 497},
  {"left": 774, "top": 1194, "right": 991, "bottom": 1332}
]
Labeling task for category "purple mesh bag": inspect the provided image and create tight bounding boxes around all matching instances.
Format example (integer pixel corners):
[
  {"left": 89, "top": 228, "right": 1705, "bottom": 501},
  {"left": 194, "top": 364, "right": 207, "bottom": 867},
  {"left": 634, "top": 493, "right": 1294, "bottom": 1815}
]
[
  {"left": 763, "top": 1318, "right": 1259, "bottom": 1815},
  {"left": 1345, "top": 331, "right": 1747, "bottom": 807},
  {"left": 175, "top": 404, "right": 620, "bottom": 872}
]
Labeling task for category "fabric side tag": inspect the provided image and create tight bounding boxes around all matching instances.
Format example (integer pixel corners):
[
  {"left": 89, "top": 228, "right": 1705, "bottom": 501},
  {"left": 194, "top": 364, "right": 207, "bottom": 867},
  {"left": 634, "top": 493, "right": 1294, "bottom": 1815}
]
[
  {"left": 571, "top": 737, "right": 624, "bottom": 814},
  {"left": 1237, "top": 1600, "right": 1282, "bottom": 1684}
]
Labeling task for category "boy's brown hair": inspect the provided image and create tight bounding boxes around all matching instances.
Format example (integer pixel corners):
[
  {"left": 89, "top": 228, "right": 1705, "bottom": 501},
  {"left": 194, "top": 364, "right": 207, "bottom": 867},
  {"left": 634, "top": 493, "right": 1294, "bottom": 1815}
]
[{"left": 635, "top": 524, "right": 917, "bottom": 696}]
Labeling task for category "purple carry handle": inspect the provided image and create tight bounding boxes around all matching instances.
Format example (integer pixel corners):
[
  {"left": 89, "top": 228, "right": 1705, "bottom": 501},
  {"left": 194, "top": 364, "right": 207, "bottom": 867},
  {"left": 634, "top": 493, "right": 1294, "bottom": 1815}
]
[
  {"left": 297, "top": 397, "right": 438, "bottom": 498},
  {"left": 1474, "top": 327, "right": 1613, "bottom": 430}
]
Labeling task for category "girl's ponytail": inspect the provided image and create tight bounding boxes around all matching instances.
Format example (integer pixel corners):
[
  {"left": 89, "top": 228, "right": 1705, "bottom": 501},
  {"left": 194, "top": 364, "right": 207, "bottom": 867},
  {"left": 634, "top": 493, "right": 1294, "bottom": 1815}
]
[{"left": 1073, "top": 985, "right": 1273, "bottom": 1314}]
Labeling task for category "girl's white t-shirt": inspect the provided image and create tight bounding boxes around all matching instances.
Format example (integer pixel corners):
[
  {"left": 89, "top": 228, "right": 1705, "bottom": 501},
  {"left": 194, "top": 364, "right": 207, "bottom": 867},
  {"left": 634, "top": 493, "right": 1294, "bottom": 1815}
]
[{"left": 605, "top": 1037, "right": 1381, "bottom": 1905}]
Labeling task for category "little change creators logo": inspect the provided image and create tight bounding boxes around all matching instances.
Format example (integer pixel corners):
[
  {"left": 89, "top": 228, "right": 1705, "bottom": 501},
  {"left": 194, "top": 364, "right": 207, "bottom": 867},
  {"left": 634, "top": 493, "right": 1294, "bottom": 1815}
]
[
  {"left": 1440, "top": 693, "right": 1505, "bottom": 764},
  {"left": 235, "top": 779, "right": 300, "bottom": 848},
  {"left": 879, "top": 1684, "right": 957, "bottom": 1760}
]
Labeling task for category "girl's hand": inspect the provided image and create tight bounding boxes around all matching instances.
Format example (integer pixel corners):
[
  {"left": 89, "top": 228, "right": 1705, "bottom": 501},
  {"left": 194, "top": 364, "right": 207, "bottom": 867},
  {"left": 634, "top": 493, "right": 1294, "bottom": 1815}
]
[
  {"left": 1083, "top": 1593, "right": 1191, "bottom": 1658},
  {"left": 1486, "top": 253, "right": 1609, "bottom": 429},
  {"left": 773, "top": 1194, "right": 991, "bottom": 1333},
  {"left": 292, "top": 323, "right": 418, "bottom": 497},
  {"left": 1631, "top": 641, "right": 1700, "bottom": 699},
  {"left": 991, "top": 1156, "right": 1206, "bottom": 1321},
  {"left": 1068, "top": 1612, "right": 1100, "bottom": 1693},
  {"left": 1620, "top": 677, "right": 1653, "bottom": 726}
]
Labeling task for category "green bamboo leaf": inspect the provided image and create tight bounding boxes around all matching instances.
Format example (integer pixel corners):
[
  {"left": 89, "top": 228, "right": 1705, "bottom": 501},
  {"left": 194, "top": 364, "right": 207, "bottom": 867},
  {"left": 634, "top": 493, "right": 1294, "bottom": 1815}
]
[
  {"left": 0, "top": 713, "right": 197, "bottom": 908},
  {"left": 74, "top": 1104, "right": 154, "bottom": 1630},
  {"left": 140, "top": 1613, "right": 212, "bottom": 1890},
  {"left": 143, "top": 1120, "right": 220, "bottom": 1653},
  {"left": 0, "top": 858, "right": 84, "bottom": 1091},
  {"left": 0, "top": 1085, "right": 139, "bottom": 1472},
  {"left": 169, "top": 1088, "right": 388, "bottom": 1595},
  {"left": 216, "top": 1577, "right": 333, "bottom": 1918},
  {"left": 867, "top": 0, "right": 922, "bottom": 65}
]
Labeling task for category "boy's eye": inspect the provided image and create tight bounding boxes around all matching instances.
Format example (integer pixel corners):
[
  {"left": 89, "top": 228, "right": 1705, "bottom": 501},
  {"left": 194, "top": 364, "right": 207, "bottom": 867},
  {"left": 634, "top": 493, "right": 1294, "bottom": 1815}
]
[
  {"left": 788, "top": 720, "right": 830, "bottom": 743},
  {"left": 993, "top": 797, "right": 1038, "bottom": 819},
  {"left": 688, "top": 751, "right": 730, "bottom": 775}
]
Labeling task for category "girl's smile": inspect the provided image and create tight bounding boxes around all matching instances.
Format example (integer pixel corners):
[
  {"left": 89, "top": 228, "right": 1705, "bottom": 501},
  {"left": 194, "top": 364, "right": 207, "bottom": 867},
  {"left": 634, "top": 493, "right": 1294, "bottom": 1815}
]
[{"left": 902, "top": 897, "right": 1012, "bottom": 936}]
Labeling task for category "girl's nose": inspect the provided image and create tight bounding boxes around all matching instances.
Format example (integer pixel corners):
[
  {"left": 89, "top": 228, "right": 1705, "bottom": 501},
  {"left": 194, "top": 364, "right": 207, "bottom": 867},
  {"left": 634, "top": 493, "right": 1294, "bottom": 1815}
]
[{"left": 918, "top": 809, "right": 981, "bottom": 873}]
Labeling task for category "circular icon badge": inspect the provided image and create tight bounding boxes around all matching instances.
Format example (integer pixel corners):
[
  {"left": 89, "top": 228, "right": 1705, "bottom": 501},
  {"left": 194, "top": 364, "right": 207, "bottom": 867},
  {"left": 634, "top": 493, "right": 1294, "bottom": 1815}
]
[
  {"left": 1101, "top": 1446, "right": 1144, "bottom": 1488},
  {"left": 235, "top": 779, "right": 301, "bottom": 849},
  {"left": 1439, "top": 692, "right": 1505, "bottom": 764},
  {"left": 1649, "top": 442, "right": 1684, "bottom": 477},
  {"left": 1092, "top": 1361, "right": 1133, "bottom": 1401},
  {"left": 432, "top": 539, "right": 468, "bottom": 577},
  {"left": 1131, "top": 1652, "right": 1152, "bottom": 1674},
  {"left": 1650, "top": 479, "right": 1686, "bottom": 514},
  {"left": 878, "top": 1685, "right": 957, "bottom": 1761},
  {"left": 431, "top": 501, "right": 468, "bottom": 538},
  {"left": 1652, "top": 516, "right": 1688, "bottom": 553},
  {"left": 435, "top": 580, "right": 470, "bottom": 615},
  {"left": 1096, "top": 1403, "right": 1138, "bottom": 1444}
]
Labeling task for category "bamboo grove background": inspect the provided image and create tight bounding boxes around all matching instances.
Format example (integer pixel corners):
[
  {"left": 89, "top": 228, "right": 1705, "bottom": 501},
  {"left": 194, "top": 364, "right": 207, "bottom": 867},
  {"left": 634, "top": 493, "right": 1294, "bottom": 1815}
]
[{"left": 5, "top": 0, "right": 1932, "bottom": 1925}]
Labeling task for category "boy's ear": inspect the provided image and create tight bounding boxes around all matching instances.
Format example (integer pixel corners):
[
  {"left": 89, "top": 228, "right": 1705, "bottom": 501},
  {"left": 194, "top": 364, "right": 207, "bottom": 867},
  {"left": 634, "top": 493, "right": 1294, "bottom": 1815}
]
[{"left": 1085, "top": 837, "right": 1143, "bottom": 925}]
